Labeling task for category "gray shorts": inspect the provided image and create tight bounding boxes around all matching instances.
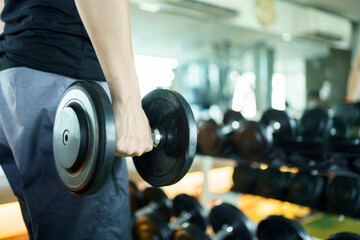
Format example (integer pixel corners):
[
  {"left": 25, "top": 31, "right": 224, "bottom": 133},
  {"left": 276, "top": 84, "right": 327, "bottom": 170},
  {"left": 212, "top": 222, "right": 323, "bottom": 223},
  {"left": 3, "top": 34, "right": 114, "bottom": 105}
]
[{"left": 0, "top": 67, "right": 131, "bottom": 240}]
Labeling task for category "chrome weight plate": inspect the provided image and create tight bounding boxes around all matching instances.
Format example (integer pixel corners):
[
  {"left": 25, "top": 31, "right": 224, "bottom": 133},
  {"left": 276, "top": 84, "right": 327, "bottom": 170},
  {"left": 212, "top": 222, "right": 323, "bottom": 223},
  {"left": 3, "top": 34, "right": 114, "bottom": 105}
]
[
  {"left": 133, "top": 89, "right": 197, "bottom": 187},
  {"left": 53, "top": 81, "right": 115, "bottom": 195}
]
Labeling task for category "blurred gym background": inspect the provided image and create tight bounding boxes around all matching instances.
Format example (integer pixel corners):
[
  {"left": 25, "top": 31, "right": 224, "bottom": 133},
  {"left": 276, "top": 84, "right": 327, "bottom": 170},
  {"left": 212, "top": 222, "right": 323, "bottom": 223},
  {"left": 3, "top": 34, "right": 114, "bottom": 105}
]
[{"left": 1, "top": 0, "right": 360, "bottom": 239}]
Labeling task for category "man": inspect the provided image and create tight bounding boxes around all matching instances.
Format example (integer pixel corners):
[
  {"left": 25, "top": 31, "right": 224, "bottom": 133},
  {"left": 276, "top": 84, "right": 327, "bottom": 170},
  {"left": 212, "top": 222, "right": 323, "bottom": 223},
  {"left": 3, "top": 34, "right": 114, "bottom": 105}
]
[{"left": 0, "top": 0, "right": 153, "bottom": 239}]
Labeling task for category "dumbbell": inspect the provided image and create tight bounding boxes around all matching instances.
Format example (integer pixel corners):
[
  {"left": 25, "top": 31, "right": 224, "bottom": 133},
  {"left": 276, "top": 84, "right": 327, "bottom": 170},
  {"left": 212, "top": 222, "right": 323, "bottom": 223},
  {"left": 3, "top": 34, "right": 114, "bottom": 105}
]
[
  {"left": 254, "top": 167, "right": 287, "bottom": 200},
  {"left": 173, "top": 223, "right": 209, "bottom": 240},
  {"left": 173, "top": 202, "right": 254, "bottom": 240},
  {"left": 333, "top": 102, "right": 360, "bottom": 126},
  {"left": 135, "top": 193, "right": 208, "bottom": 240},
  {"left": 53, "top": 81, "right": 197, "bottom": 195},
  {"left": 233, "top": 108, "right": 295, "bottom": 160},
  {"left": 325, "top": 175, "right": 360, "bottom": 217},
  {"left": 232, "top": 164, "right": 257, "bottom": 195},
  {"left": 285, "top": 171, "right": 325, "bottom": 209},
  {"left": 299, "top": 107, "right": 349, "bottom": 140},
  {"left": 197, "top": 109, "right": 245, "bottom": 156},
  {"left": 327, "top": 232, "right": 360, "bottom": 240},
  {"left": 257, "top": 215, "right": 312, "bottom": 240},
  {"left": 133, "top": 187, "right": 174, "bottom": 221}
]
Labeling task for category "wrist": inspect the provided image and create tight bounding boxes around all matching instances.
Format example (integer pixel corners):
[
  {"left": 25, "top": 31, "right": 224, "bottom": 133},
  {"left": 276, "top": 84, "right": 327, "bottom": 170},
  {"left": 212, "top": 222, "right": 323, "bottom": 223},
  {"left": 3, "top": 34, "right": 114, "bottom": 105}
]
[{"left": 108, "top": 76, "right": 142, "bottom": 106}]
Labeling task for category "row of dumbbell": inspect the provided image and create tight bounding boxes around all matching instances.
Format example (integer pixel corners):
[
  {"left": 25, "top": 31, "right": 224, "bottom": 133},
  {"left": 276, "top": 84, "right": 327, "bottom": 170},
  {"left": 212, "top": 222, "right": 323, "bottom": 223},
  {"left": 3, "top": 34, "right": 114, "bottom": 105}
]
[
  {"left": 197, "top": 106, "right": 360, "bottom": 165},
  {"left": 232, "top": 164, "right": 360, "bottom": 218},
  {"left": 130, "top": 181, "right": 247, "bottom": 240},
  {"left": 129, "top": 181, "right": 360, "bottom": 240},
  {"left": 197, "top": 108, "right": 294, "bottom": 160}
]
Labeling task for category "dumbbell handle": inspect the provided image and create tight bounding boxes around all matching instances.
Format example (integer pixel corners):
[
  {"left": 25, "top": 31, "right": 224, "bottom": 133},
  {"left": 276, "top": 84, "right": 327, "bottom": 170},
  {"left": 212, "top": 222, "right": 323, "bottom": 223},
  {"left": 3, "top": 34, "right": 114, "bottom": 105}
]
[
  {"left": 168, "top": 211, "right": 193, "bottom": 230},
  {"left": 212, "top": 224, "right": 233, "bottom": 240},
  {"left": 134, "top": 201, "right": 159, "bottom": 219},
  {"left": 266, "top": 120, "right": 281, "bottom": 134},
  {"left": 221, "top": 121, "right": 241, "bottom": 135},
  {"left": 152, "top": 128, "right": 162, "bottom": 148}
]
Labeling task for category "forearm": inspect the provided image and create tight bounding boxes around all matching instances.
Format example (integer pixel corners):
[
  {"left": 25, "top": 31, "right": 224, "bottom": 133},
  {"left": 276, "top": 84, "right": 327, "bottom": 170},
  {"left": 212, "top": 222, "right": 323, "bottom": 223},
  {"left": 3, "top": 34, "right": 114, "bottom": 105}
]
[
  {"left": 346, "top": 67, "right": 360, "bottom": 102},
  {"left": 74, "top": 0, "right": 140, "bottom": 105},
  {"left": 346, "top": 45, "right": 360, "bottom": 102}
]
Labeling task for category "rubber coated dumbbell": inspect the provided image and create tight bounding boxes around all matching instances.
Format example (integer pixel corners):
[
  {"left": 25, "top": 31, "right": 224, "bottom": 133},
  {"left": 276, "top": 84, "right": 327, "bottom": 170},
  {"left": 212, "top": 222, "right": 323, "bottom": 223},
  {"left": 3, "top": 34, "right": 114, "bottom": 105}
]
[
  {"left": 232, "top": 165, "right": 287, "bottom": 200},
  {"left": 327, "top": 232, "right": 360, "bottom": 240},
  {"left": 285, "top": 171, "right": 325, "bottom": 209},
  {"left": 135, "top": 194, "right": 208, "bottom": 240},
  {"left": 233, "top": 108, "right": 295, "bottom": 160},
  {"left": 53, "top": 81, "right": 197, "bottom": 195},
  {"left": 257, "top": 215, "right": 312, "bottom": 240},
  {"left": 173, "top": 202, "right": 254, "bottom": 240},
  {"left": 197, "top": 110, "right": 245, "bottom": 156},
  {"left": 333, "top": 102, "right": 360, "bottom": 126},
  {"left": 254, "top": 167, "right": 287, "bottom": 200},
  {"left": 325, "top": 175, "right": 360, "bottom": 217},
  {"left": 299, "top": 107, "right": 349, "bottom": 140},
  {"left": 133, "top": 187, "right": 173, "bottom": 222},
  {"left": 173, "top": 223, "right": 208, "bottom": 240},
  {"left": 232, "top": 164, "right": 257, "bottom": 195}
]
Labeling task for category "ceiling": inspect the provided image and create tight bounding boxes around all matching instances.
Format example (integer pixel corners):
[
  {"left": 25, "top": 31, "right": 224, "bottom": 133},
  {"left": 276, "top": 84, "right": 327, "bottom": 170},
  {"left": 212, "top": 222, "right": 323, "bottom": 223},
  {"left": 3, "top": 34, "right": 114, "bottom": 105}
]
[
  {"left": 282, "top": 0, "right": 360, "bottom": 22},
  {"left": 130, "top": 4, "right": 329, "bottom": 61}
]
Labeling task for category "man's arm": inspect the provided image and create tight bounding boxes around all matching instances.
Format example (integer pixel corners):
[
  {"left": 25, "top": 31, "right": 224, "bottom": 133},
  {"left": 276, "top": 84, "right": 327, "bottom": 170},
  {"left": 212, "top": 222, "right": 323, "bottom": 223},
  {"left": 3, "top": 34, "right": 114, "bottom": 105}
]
[
  {"left": 0, "top": 1, "right": 4, "bottom": 33},
  {"left": 75, "top": 0, "right": 153, "bottom": 156},
  {"left": 346, "top": 43, "right": 360, "bottom": 102}
]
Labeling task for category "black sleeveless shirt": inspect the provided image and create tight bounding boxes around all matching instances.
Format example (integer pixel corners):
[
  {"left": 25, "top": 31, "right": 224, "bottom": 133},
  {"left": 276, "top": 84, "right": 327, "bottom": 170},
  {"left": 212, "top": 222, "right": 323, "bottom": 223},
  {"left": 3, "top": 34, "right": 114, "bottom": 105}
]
[{"left": 0, "top": 0, "right": 106, "bottom": 81}]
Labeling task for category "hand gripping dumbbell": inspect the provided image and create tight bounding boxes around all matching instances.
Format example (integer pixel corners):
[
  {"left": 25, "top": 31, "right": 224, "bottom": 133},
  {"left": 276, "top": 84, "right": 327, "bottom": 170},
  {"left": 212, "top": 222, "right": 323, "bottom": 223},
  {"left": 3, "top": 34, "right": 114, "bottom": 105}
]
[
  {"left": 53, "top": 81, "right": 197, "bottom": 195},
  {"left": 133, "top": 187, "right": 174, "bottom": 222},
  {"left": 299, "top": 107, "right": 349, "bottom": 140},
  {"left": 327, "top": 232, "right": 360, "bottom": 240},
  {"left": 285, "top": 171, "right": 325, "bottom": 209},
  {"left": 325, "top": 175, "right": 360, "bottom": 217},
  {"left": 173, "top": 202, "right": 254, "bottom": 240},
  {"left": 257, "top": 215, "right": 312, "bottom": 240},
  {"left": 135, "top": 193, "right": 208, "bottom": 240},
  {"left": 233, "top": 108, "right": 295, "bottom": 160},
  {"left": 197, "top": 109, "right": 245, "bottom": 156}
]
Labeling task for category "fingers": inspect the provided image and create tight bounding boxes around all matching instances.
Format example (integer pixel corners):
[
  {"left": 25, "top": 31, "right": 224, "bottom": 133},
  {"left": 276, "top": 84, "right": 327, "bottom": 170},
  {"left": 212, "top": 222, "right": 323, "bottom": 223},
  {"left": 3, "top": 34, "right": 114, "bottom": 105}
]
[
  {"left": 114, "top": 137, "right": 153, "bottom": 157},
  {"left": 113, "top": 114, "right": 153, "bottom": 157}
]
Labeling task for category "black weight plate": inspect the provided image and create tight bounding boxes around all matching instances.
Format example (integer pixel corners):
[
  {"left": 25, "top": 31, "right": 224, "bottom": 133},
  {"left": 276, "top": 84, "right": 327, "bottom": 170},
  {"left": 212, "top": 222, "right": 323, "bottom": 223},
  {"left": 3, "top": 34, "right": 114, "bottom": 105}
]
[
  {"left": 232, "top": 164, "right": 257, "bottom": 194},
  {"left": 173, "top": 224, "right": 209, "bottom": 240},
  {"left": 257, "top": 215, "right": 312, "bottom": 240},
  {"left": 141, "top": 187, "right": 174, "bottom": 221},
  {"left": 260, "top": 108, "right": 296, "bottom": 141},
  {"left": 233, "top": 121, "right": 273, "bottom": 159},
  {"left": 333, "top": 102, "right": 360, "bottom": 126},
  {"left": 133, "top": 89, "right": 197, "bottom": 187},
  {"left": 135, "top": 212, "right": 172, "bottom": 240},
  {"left": 255, "top": 168, "right": 287, "bottom": 200},
  {"left": 286, "top": 172, "right": 325, "bottom": 208},
  {"left": 325, "top": 176, "right": 360, "bottom": 216},
  {"left": 327, "top": 232, "right": 360, "bottom": 240},
  {"left": 53, "top": 81, "right": 115, "bottom": 195},
  {"left": 173, "top": 194, "right": 208, "bottom": 231},
  {"left": 210, "top": 203, "right": 254, "bottom": 240},
  {"left": 299, "top": 107, "right": 332, "bottom": 139},
  {"left": 223, "top": 109, "right": 245, "bottom": 125},
  {"left": 330, "top": 117, "right": 350, "bottom": 140},
  {"left": 197, "top": 119, "right": 222, "bottom": 156}
]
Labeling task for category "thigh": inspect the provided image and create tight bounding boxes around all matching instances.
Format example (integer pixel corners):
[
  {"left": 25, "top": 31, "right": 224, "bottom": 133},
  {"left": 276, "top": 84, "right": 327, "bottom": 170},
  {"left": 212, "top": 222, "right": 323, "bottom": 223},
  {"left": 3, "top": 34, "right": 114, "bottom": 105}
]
[{"left": 0, "top": 67, "right": 130, "bottom": 240}]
